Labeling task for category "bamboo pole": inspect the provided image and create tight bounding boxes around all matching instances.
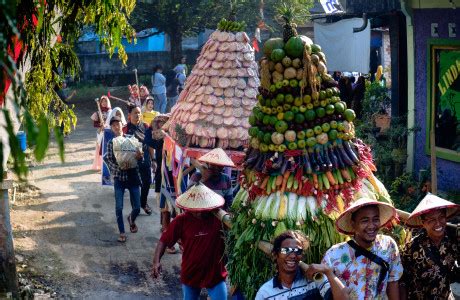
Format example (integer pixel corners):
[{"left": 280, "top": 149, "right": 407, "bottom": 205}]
[
  {"left": 215, "top": 208, "right": 232, "bottom": 229},
  {"left": 216, "top": 206, "right": 458, "bottom": 293},
  {"left": 257, "top": 241, "right": 319, "bottom": 279},
  {"left": 108, "top": 95, "right": 131, "bottom": 105},
  {"left": 133, "top": 68, "right": 142, "bottom": 105},
  {"left": 94, "top": 98, "right": 104, "bottom": 134}
]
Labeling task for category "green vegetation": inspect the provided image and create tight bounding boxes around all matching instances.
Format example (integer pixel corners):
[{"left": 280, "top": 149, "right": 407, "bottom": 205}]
[
  {"left": 1, "top": 0, "right": 136, "bottom": 180},
  {"left": 130, "top": 0, "right": 313, "bottom": 64}
]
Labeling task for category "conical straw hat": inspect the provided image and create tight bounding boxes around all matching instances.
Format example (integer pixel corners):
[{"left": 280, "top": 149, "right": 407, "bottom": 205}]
[
  {"left": 176, "top": 182, "right": 225, "bottom": 212},
  {"left": 198, "top": 148, "right": 235, "bottom": 167},
  {"left": 405, "top": 193, "right": 460, "bottom": 228},
  {"left": 335, "top": 198, "right": 396, "bottom": 235}
]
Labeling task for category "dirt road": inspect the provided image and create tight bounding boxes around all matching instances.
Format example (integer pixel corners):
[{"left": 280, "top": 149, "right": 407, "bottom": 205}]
[{"left": 10, "top": 97, "right": 183, "bottom": 299}]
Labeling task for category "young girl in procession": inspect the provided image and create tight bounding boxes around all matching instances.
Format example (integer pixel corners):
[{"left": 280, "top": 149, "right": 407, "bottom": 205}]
[
  {"left": 142, "top": 96, "right": 159, "bottom": 125},
  {"left": 104, "top": 107, "right": 127, "bottom": 129},
  {"left": 139, "top": 85, "right": 150, "bottom": 106},
  {"left": 128, "top": 84, "right": 142, "bottom": 107},
  {"left": 101, "top": 107, "right": 128, "bottom": 185},
  {"left": 90, "top": 95, "right": 112, "bottom": 171}
]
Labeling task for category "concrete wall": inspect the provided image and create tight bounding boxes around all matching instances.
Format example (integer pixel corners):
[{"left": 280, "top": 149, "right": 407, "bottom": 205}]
[
  {"left": 77, "top": 50, "right": 200, "bottom": 86},
  {"left": 413, "top": 8, "right": 460, "bottom": 191}
]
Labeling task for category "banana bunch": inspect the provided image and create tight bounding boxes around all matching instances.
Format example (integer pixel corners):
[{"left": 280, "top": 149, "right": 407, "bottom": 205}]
[{"left": 217, "top": 18, "right": 246, "bottom": 32}]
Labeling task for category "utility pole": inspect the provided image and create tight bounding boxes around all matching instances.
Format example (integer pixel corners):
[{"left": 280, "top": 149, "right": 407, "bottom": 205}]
[{"left": 0, "top": 173, "right": 18, "bottom": 298}]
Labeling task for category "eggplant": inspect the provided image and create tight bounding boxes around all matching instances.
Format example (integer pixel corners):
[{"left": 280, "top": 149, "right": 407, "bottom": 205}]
[
  {"left": 271, "top": 154, "right": 284, "bottom": 170},
  {"left": 343, "top": 140, "right": 360, "bottom": 163},
  {"left": 315, "top": 147, "right": 327, "bottom": 171},
  {"left": 254, "top": 153, "right": 267, "bottom": 172},
  {"left": 304, "top": 151, "right": 313, "bottom": 174},
  {"left": 333, "top": 146, "right": 345, "bottom": 169},
  {"left": 279, "top": 156, "right": 290, "bottom": 174},
  {"left": 245, "top": 149, "right": 259, "bottom": 168},
  {"left": 294, "top": 155, "right": 302, "bottom": 167},
  {"left": 327, "top": 144, "right": 339, "bottom": 169},
  {"left": 322, "top": 146, "right": 333, "bottom": 170},
  {"left": 335, "top": 142, "right": 353, "bottom": 166},
  {"left": 308, "top": 148, "right": 320, "bottom": 172}
]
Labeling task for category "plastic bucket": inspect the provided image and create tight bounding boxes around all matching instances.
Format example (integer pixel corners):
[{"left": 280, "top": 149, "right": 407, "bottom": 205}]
[{"left": 16, "top": 131, "right": 27, "bottom": 152}]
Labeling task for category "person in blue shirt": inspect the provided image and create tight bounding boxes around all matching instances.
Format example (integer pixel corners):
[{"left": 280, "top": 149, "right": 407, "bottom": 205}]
[{"left": 151, "top": 65, "right": 167, "bottom": 113}]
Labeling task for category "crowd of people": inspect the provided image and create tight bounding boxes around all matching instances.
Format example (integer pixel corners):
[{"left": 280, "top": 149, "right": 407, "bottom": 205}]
[
  {"left": 89, "top": 58, "right": 188, "bottom": 240},
  {"left": 334, "top": 71, "right": 366, "bottom": 120},
  {"left": 89, "top": 62, "right": 459, "bottom": 300}
]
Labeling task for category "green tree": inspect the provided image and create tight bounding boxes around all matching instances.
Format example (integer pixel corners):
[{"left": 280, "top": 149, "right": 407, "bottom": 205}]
[
  {"left": 131, "top": 0, "right": 227, "bottom": 65},
  {"left": 1, "top": 1, "right": 137, "bottom": 296},
  {"left": 130, "top": 0, "right": 313, "bottom": 65},
  {"left": 1, "top": 0, "right": 136, "bottom": 180}
]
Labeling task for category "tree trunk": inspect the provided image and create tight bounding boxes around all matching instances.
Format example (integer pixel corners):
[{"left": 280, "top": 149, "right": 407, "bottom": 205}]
[
  {"left": 0, "top": 179, "right": 18, "bottom": 298},
  {"left": 169, "top": 29, "right": 183, "bottom": 67}
]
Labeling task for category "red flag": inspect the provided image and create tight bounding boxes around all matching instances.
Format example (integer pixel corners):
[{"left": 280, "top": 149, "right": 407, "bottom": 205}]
[
  {"left": 107, "top": 91, "right": 111, "bottom": 97},
  {"left": 252, "top": 37, "right": 259, "bottom": 52}
]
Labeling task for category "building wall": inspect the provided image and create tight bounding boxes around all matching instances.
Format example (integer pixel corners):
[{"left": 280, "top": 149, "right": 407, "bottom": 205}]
[
  {"left": 77, "top": 50, "right": 200, "bottom": 85},
  {"left": 413, "top": 8, "right": 460, "bottom": 191},
  {"left": 121, "top": 34, "right": 166, "bottom": 52}
]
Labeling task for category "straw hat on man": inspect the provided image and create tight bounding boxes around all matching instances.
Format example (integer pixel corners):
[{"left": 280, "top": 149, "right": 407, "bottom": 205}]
[
  {"left": 400, "top": 193, "right": 460, "bottom": 299},
  {"left": 322, "top": 198, "right": 403, "bottom": 299},
  {"left": 188, "top": 148, "right": 236, "bottom": 210},
  {"left": 152, "top": 183, "right": 228, "bottom": 299}
]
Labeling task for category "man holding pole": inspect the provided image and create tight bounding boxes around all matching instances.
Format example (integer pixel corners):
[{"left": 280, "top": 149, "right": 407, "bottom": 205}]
[
  {"left": 322, "top": 198, "right": 403, "bottom": 300},
  {"left": 188, "top": 148, "right": 234, "bottom": 210},
  {"left": 151, "top": 183, "right": 228, "bottom": 300},
  {"left": 255, "top": 230, "right": 348, "bottom": 300}
]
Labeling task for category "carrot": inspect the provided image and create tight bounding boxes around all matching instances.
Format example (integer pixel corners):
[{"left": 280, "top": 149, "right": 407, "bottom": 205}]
[
  {"left": 297, "top": 181, "right": 303, "bottom": 193},
  {"left": 340, "top": 168, "right": 351, "bottom": 182},
  {"left": 283, "top": 170, "right": 291, "bottom": 181},
  {"left": 368, "top": 161, "right": 377, "bottom": 172},
  {"left": 280, "top": 171, "right": 290, "bottom": 193},
  {"left": 260, "top": 176, "right": 269, "bottom": 189},
  {"left": 325, "top": 171, "right": 336, "bottom": 185},
  {"left": 276, "top": 174, "right": 283, "bottom": 186},
  {"left": 280, "top": 179, "right": 288, "bottom": 193},
  {"left": 312, "top": 173, "right": 319, "bottom": 189}
]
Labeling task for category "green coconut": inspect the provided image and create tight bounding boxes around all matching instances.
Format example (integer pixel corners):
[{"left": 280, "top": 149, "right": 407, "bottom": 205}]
[{"left": 263, "top": 38, "right": 285, "bottom": 57}]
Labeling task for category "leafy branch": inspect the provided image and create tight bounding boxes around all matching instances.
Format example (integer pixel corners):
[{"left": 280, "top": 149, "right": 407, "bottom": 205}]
[{"left": 1, "top": 0, "right": 136, "bottom": 181}]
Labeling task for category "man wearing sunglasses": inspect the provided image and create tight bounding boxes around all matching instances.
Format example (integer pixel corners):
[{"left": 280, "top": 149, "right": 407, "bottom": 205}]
[{"left": 256, "top": 230, "right": 348, "bottom": 300}]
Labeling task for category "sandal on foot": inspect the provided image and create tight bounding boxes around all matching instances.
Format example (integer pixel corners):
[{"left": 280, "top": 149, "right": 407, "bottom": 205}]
[
  {"left": 127, "top": 215, "right": 138, "bottom": 233},
  {"left": 117, "top": 234, "right": 127, "bottom": 243},
  {"left": 143, "top": 205, "right": 153, "bottom": 215},
  {"left": 166, "top": 246, "right": 177, "bottom": 254}
]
